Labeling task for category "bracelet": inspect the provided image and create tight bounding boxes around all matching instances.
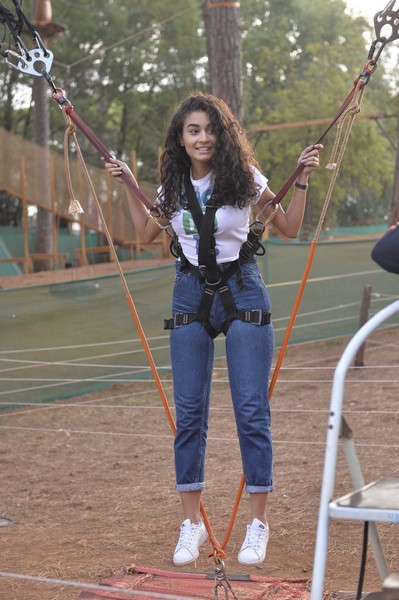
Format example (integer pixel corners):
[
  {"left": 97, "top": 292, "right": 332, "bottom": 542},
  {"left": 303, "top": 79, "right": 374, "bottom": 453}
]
[{"left": 294, "top": 181, "right": 308, "bottom": 190}]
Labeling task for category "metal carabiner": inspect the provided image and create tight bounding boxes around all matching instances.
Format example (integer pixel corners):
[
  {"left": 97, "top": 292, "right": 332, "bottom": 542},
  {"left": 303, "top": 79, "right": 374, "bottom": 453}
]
[
  {"left": 213, "top": 559, "right": 230, "bottom": 600},
  {"left": 255, "top": 199, "right": 280, "bottom": 227},
  {"left": 213, "top": 557, "right": 240, "bottom": 600},
  {"left": 214, "top": 581, "right": 229, "bottom": 600}
]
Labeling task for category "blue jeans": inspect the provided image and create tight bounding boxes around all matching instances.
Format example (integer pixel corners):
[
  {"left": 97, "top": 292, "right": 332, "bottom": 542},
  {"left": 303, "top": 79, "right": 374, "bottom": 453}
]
[{"left": 170, "top": 258, "right": 274, "bottom": 494}]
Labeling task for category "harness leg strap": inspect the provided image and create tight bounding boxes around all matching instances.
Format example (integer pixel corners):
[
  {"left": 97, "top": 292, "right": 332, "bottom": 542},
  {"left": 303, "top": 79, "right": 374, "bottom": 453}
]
[{"left": 164, "top": 307, "right": 271, "bottom": 335}]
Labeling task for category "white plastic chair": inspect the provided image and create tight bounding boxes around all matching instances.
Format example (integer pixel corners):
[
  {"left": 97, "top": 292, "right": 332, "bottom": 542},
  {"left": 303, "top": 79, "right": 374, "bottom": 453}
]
[{"left": 311, "top": 299, "right": 399, "bottom": 600}]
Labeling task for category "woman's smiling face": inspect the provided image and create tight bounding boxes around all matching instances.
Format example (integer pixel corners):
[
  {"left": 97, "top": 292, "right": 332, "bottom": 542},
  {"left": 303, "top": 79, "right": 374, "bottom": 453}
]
[{"left": 180, "top": 111, "right": 217, "bottom": 176}]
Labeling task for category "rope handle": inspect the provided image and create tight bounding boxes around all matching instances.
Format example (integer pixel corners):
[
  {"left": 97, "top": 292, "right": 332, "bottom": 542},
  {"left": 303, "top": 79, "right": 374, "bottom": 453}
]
[{"left": 52, "top": 89, "right": 156, "bottom": 212}]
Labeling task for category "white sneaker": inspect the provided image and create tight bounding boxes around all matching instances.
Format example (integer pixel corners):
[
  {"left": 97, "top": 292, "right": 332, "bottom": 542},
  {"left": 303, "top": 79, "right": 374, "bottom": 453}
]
[
  {"left": 238, "top": 518, "right": 269, "bottom": 565},
  {"left": 173, "top": 518, "right": 208, "bottom": 566}
]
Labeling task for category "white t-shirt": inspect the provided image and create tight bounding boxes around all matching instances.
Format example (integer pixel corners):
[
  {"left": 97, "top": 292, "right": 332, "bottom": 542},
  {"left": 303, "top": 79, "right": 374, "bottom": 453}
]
[{"left": 160, "top": 166, "right": 268, "bottom": 266}]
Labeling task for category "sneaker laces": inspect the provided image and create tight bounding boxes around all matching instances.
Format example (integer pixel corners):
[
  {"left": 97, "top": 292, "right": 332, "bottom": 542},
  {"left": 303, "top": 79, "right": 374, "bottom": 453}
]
[
  {"left": 176, "top": 520, "right": 200, "bottom": 551},
  {"left": 244, "top": 521, "right": 267, "bottom": 552}
]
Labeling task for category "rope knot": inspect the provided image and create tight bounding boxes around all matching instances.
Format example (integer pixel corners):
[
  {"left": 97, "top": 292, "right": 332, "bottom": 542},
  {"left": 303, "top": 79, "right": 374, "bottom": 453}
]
[
  {"left": 325, "top": 162, "right": 337, "bottom": 171},
  {"left": 67, "top": 122, "right": 76, "bottom": 135},
  {"left": 68, "top": 198, "right": 84, "bottom": 218}
]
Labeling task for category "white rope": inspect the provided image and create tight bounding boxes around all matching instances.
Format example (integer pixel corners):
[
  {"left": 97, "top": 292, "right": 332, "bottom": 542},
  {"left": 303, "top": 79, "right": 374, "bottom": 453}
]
[
  {"left": 0, "top": 388, "right": 174, "bottom": 416},
  {"left": 1, "top": 376, "right": 399, "bottom": 385},
  {"left": 0, "top": 357, "right": 170, "bottom": 374},
  {"left": 0, "top": 571, "right": 198, "bottom": 600},
  {"left": 266, "top": 268, "right": 385, "bottom": 289},
  {"left": 0, "top": 334, "right": 169, "bottom": 355},
  {"left": 53, "top": 8, "right": 193, "bottom": 71},
  {"left": 1, "top": 403, "right": 398, "bottom": 415},
  {"left": 0, "top": 376, "right": 156, "bottom": 397},
  {"left": 0, "top": 323, "right": 397, "bottom": 398},
  {"left": 0, "top": 425, "right": 398, "bottom": 449}
]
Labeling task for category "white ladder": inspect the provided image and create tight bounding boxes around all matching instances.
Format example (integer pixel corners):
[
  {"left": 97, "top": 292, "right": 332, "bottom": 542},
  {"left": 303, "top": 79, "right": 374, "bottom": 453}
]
[{"left": 311, "top": 299, "right": 399, "bottom": 600}]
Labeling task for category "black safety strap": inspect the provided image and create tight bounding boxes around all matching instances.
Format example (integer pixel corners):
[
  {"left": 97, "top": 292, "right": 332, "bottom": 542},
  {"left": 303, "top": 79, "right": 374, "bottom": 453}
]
[
  {"left": 239, "top": 227, "right": 266, "bottom": 263},
  {"left": 164, "top": 308, "right": 270, "bottom": 334},
  {"left": 184, "top": 174, "right": 220, "bottom": 282}
]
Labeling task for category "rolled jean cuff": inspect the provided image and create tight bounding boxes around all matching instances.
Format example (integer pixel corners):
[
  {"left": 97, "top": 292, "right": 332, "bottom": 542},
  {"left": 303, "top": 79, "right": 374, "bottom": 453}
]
[
  {"left": 176, "top": 482, "right": 205, "bottom": 492},
  {"left": 245, "top": 484, "right": 273, "bottom": 494}
]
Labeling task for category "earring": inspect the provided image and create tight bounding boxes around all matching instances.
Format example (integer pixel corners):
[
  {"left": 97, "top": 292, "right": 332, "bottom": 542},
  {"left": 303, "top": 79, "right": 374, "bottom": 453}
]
[{"left": 181, "top": 142, "right": 185, "bottom": 146}]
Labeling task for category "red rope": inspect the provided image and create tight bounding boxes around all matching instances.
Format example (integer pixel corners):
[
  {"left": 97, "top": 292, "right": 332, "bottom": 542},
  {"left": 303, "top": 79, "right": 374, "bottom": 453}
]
[
  {"left": 52, "top": 90, "right": 155, "bottom": 211},
  {"left": 50, "top": 61, "right": 375, "bottom": 559}
]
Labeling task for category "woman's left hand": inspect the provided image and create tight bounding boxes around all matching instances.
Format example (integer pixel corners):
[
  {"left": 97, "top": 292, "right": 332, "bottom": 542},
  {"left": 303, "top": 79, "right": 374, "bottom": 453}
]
[{"left": 298, "top": 143, "right": 323, "bottom": 174}]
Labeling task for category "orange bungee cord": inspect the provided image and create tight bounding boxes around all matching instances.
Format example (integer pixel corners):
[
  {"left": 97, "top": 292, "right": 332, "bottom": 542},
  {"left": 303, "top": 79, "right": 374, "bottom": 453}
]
[{"left": 1, "top": 0, "right": 398, "bottom": 565}]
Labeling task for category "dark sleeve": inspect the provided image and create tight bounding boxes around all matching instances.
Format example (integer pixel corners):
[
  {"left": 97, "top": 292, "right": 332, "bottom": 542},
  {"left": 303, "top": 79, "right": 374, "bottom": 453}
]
[{"left": 371, "top": 224, "right": 399, "bottom": 274}]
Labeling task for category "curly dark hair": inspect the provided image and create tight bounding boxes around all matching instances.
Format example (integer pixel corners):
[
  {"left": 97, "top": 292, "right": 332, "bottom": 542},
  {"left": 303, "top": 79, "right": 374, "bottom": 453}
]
[{"left": 158, "top": 93, "right": 260, "bottom": 219}]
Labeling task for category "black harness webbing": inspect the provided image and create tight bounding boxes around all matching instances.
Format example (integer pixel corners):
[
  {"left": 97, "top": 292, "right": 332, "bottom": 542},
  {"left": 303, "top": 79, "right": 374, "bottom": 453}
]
[{"left": 164, "top": 176, "right": 270, "bottom": 338}]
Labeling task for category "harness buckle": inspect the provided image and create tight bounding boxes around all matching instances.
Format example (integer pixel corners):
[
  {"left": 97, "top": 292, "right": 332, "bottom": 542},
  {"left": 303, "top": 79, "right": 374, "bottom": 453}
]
[
  {"left": 198, "top": 265, "right": 207, "bottom": 278},
  {"left": 205, "top": 277, "right": 222, "bottom": 286},
  {"left": 199, "top": 265, "right": 222, "bottom": 286},
  {"left": 174, "top": 313, "right": 191, "bottom": 327},
  {"left": 248, "top": 309, "right": 263, "bottom": 325}
]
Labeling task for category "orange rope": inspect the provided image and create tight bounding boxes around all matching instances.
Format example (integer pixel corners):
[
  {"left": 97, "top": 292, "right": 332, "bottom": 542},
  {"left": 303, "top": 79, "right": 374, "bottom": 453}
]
[
  {"left": 218, "top": 80, "right": 366, "bottom": 552},
  {"left": 60, "top": 109, "right": 229, "bottom": 557},
  {"left": 268, "top": 241, "right": 317, "bottom": 399},
  {"left": 60, "top": 77, "right": 364, "bottom": 560},
  {"left": 62, "top": 110, "right": 176, "bottom": 436},
  {"left": 218, "top": 240, "right": 315, "bottom": 551}
]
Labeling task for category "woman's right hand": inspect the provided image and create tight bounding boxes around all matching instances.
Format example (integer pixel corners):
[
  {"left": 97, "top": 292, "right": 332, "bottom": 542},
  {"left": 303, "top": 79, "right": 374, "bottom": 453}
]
[{"left": 101, "top": 157, "right": 138, "bottom": 186}]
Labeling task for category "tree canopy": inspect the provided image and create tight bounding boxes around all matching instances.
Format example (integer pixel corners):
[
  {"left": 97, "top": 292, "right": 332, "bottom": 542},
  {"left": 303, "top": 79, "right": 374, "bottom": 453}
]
[{"left": 0, "top": 0, "right": 396, "bottom": 227}]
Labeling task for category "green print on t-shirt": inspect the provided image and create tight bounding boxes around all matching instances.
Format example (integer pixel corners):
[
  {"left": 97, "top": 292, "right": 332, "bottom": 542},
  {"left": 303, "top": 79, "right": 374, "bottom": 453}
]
[
  {"left": 181, "top": 188, "right": 218, "bottom": 236},
  {"left": 181, "top": 187, "right": 219, "bottom": 257}
]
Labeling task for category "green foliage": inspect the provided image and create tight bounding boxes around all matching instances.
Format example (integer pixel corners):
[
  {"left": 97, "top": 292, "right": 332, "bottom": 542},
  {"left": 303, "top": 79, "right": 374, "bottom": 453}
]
[
  {"left": 241, "top": 0, "right": 396, "bottom": 226},
  {"left": 46, "top": 0, "right": 205, "bottom": 180},
  {"left": 0, "top": 0, "right": 396, "bottom": 225}
]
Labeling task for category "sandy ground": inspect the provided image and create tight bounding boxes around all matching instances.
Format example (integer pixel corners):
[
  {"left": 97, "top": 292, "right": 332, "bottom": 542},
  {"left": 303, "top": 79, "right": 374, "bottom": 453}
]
[{"left": 0, "top": 260, "right": 398, "bottom": 600}]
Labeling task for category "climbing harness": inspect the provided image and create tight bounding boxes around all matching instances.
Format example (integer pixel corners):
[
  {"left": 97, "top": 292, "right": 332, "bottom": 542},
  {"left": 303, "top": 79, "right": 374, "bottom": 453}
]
[
  {"left": 1, "top": 0, "right": 399, "bottom": 577},
  {"left": 164, "top": 174, "right": 270, "bottom": 338}
]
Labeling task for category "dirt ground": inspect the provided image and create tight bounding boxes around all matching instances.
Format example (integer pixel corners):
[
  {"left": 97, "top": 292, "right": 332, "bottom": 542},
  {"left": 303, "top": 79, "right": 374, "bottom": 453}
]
[{"left": 0, "top": 260, "right": 398, "bottom": 600}]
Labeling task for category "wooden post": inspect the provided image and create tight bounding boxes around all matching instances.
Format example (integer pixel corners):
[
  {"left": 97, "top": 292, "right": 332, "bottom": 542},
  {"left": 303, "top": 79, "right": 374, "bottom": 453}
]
[
  {"left": 354, "top": 284, "right": 372, "bottom": 367},
  {"left": 20, "top": 156, "right": 31, "bottom": 274},
  {"left": 77, "top": 161, "right": 87, "bottom": 266},
  {"left": 106, "top": 171, "right": 114, "bottom": 262},
  {"left": 50, "top": 156, "right": 58, "bottom": 268},
  {"left": 130, "top": 150, "right": 141, "bottom": 257}
]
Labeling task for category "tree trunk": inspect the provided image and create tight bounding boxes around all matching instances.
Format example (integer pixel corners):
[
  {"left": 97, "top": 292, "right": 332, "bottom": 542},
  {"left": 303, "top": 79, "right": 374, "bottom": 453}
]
[
  {"left": 200, "top": 0, "right": 243, "bottom": 123},
  {"left": 4, "top": 69, "right": 19, "bottom": 132},
  {"left": 32, "top": 0, "right": 53, "bottom": 272}
]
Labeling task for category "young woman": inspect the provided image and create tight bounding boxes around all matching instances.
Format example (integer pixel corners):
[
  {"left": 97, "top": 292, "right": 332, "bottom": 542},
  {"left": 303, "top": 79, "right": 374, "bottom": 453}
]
[{"left": 104, "top": 93, "right": 322, "bottom": 567}]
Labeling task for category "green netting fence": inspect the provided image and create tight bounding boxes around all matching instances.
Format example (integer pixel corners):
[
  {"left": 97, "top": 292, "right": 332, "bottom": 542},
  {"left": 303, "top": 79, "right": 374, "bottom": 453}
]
[{"left": 1, "top": 236, "right": 398, "bottom": 408}]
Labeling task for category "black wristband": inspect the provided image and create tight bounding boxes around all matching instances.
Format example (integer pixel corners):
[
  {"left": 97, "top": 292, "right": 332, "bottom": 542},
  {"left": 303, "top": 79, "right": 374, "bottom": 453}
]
[{"left": 295, "top": 181, "right": 308, "bottom": 190}]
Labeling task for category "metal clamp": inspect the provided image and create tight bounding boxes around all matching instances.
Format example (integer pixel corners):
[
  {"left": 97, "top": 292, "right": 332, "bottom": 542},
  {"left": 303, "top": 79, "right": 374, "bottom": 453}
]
[
  {"left": 16, "top": 47, "right": 53, "bottom": 76},
  {"left": 374, "top": 0, "right": 399, "bottom": 45},
  {"left": 213, "top": 557, "right": 239, "bottom": 600}
]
